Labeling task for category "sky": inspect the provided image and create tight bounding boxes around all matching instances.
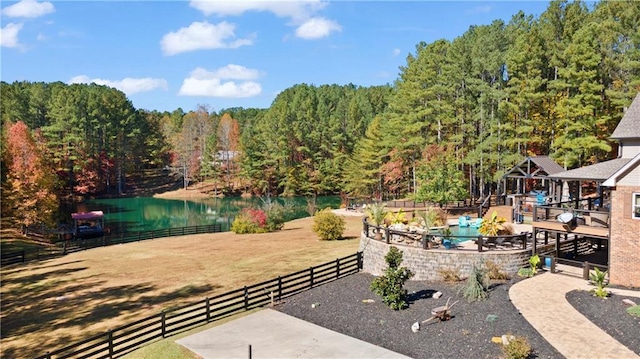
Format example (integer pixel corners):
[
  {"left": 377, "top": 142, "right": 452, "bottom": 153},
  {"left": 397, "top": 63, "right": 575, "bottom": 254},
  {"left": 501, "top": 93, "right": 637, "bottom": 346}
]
[{"left": 1, "top": 0, "right": 553, "bottom": 113}]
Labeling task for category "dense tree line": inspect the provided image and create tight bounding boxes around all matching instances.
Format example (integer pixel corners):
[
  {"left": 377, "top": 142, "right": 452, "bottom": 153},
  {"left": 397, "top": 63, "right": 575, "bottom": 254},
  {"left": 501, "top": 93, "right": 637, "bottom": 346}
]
[{"left": 2, "top": 0, "right": 639, "bottom": 227}]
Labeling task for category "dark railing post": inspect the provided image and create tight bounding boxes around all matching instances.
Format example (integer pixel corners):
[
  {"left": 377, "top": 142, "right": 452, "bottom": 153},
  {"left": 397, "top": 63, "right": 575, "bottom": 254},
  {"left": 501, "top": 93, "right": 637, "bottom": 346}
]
[
  {"left": 249, "top": 344, "right": 252, "bottom": 359},
  {"left": 357, "top": 251, "right": 362, "bottom": 270},
  {"left": 336, "top": 258, "right": 341, "bottom": 279},
  {"left": 477, "top": 236, "right": 483, "bottom": 252},
  {"left": 422, "top": 233, "right": 427, "bottom": 249},
  {"left": 550, "top": 257, "right": 556, "bottom": 273},
  {"left": 310, "top": 267, "right": 314, "bottom": 288},
  {"left": 244, "top": 286, "right": 249, "bottom": 310},
  {"left": 206, "top": 297, "right": 211, "bottom": 322},
  {"left": 385, "top": 227, "right": 390, "bottom": 244},
  {"left": 108, "top": 330, "right": 114, "bottom": 358},
  {"left": 583, "top": 261, "right": 590, "bottom": 280},
  {"left": 277, "top": 276, "right": 282, "bottom": 301},
  {"left": 161, "top": 311, "right": 166, "bottom": 338}
]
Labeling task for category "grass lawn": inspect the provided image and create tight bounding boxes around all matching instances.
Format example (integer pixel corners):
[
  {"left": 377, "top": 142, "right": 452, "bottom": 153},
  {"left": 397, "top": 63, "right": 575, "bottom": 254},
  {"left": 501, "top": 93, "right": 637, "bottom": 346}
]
[{"left": 0, "top": 214, "right": 363, "bottom": 359}]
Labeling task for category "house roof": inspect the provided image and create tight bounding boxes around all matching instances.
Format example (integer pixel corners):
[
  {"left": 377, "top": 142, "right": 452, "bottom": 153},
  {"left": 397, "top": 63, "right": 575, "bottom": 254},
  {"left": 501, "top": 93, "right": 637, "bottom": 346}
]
[
  {"left": 71, "top": 211, "right": 104, "bottom": 220},
  {"left": 602, "top": 153, "right": 640, "bottom": 187},
  {"left": 502, "top": 156, "right": 565, "bottom": 179},
  {"left": 611, "top": 93, "right": 640, "bottom": 139},
  {"left": 547, "top": 158, "right": 632, "bottom": 181}
]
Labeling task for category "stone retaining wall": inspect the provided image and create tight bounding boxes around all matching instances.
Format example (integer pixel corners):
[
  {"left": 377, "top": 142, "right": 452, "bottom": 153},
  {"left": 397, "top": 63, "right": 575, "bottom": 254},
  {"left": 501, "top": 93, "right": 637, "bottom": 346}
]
[{"left": 359, "top": 234, "right": 532, "bottom": 280}]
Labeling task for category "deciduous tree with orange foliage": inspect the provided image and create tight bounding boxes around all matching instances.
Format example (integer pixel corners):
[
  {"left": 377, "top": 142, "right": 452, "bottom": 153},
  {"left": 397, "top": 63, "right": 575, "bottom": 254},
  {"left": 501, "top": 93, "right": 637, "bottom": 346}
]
[{"left": 2, "top": 121, "right": 58, "bottom": 227}]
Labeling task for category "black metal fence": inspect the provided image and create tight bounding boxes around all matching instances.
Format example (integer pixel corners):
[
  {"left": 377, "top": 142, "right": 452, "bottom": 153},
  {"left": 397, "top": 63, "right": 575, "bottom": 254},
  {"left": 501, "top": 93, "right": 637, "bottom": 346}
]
[
  {"left": 3, "top": 224, "right": 222, "bottom": 265},
  {"left": 35, "top": 252, "right": 362, "bottom": 359},
  {"left": 1, "top": 250, "right": 25, "bottom": 266}
]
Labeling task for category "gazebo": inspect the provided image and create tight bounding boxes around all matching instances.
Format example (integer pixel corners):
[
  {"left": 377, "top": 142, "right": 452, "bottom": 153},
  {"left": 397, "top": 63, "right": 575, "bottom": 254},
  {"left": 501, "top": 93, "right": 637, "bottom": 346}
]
[
  {"left": 500, "top": 156, "right": 565, "bottom": 222},
  {"left": 71, "top": 211, "right": 105, "bottom": 238}
]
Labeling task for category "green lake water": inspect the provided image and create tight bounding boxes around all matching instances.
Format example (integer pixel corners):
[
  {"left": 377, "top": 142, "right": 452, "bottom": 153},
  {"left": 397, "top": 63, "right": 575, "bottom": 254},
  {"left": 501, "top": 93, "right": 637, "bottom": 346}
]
[{"left": 71, "top": 196, "right": 341, "bottom": 233}]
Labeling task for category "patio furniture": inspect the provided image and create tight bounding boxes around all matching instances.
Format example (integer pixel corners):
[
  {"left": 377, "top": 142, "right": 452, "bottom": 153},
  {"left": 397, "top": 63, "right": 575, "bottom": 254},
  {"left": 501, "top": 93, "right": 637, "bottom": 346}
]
[
  {"left": 470, "top": 218, "right": 483, "bottom": 228},
  {"left": 458, "top": 216, "right": 470, "bottom": 227}
]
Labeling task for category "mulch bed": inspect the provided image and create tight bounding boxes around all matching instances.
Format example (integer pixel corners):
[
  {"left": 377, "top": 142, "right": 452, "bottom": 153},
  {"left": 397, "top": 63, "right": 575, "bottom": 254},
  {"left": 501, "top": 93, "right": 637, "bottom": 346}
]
[
  {"left": 275, "top": 273, "right": 562, "bottom": 359},
  {"left": 566, "top": 289, "right": 640, "bottom": 355}
]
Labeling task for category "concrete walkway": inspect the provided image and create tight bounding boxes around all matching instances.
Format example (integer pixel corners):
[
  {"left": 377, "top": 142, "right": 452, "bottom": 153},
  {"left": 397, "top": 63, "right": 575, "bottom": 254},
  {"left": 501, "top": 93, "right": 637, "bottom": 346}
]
[{"left": 510, "top": 270, "right": 640, "bottom": 359}]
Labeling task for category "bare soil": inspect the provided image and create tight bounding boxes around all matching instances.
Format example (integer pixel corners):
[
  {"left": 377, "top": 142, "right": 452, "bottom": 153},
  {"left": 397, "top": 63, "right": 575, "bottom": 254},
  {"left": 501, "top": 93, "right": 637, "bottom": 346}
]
[{"left": 0, "top": 215, "right": 363, "bottom": 359}]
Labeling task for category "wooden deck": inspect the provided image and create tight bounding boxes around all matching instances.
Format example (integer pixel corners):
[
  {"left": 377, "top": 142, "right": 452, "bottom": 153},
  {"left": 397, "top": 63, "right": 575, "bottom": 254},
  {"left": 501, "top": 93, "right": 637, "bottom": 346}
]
[{"left": 532, "top": 220, "right": 609, "bottom": 239}]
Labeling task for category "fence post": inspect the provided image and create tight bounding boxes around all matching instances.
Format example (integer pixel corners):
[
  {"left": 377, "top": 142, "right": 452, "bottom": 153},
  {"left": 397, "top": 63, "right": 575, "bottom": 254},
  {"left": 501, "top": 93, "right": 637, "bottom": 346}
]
[
  {"left": 21, "top": 250, "right": 26, "bottom": 263},
  {"left": 206, "top": 297, "right": 211, "bottom": 322},
  {"left": 277, "top": 276, "right": 282, "bottom": 301},
  {"left": 161, "top": 311, "right": 166, "bottom": 338},
  {"left": 244, "top": 286, "right": 249, "bottom": 310},
  {"left": 357, "top": 252, "right": 362, "bottom": 270},
  {"left": 583, "top": 261, "right": 590, "bottom": 280},
  {"left": 385, "top": 227, "right": 390, "bottom": 244},
  {"left": 108, "top": 329, "right": 114, "bottom": 358},
  {"left": 551, "top": 257, "right": 556, "bottom": 273},
  {"left": 249, "top": 344, "right": 252, "bottom": 359},
  {"left": 309, "top": 267, "right": 314, "bottom": 288},
  {"left": 477, "top": 236, "right": 483, "bottom": 252},
  {"left": 422, "top": 233, "right": 427, "bottom": 249},
  {"left": 336, "top": 258, "right": 341, "bottom": 279}
]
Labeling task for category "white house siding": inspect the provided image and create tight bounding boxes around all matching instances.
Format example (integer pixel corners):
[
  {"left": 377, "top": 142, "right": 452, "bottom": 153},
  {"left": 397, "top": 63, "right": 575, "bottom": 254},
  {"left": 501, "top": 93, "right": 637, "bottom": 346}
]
[
  {"left": 620, "top": 139, "right": 640, "bottom": 158},
  {"left": 618, "top": 165, "right": 640, "bottom": 186}
]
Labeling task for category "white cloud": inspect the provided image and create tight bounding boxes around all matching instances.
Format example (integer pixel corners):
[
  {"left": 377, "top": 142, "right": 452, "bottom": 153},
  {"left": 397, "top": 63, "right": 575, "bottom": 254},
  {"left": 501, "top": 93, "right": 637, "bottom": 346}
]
[
  {"left": 161, "top": 21, "right": 253, "bottom": 56},
  {"left": 178, "top": 65, "right": 262, "bottom": 98},
  {"left": 0, "top": 23, "right": 23, "bottom": 48},
  {"left": 392, "top": 48, "right": 401, "bottom": 57},
  {"left": 2, "top": 0, "right": 54, "bottom": 18},
  {"left": 69, "top": 76, "right": 169, "bottom": 95},
  {"left": 189, "top": 0, "right": 326, "bottom": 21},
  {"left": 295, "top": 17, "right": 341, "bottom": 39}
]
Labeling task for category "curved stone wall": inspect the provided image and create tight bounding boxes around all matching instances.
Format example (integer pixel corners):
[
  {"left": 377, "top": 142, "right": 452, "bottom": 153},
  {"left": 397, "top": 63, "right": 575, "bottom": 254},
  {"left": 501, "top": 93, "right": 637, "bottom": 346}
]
[{"left": 359, "top": 234, "right": 532, "bottom": 280}]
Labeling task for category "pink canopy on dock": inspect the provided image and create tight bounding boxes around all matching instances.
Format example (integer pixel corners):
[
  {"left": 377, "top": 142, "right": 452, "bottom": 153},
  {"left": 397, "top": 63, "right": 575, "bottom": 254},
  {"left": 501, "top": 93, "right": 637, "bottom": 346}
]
[{"left": 71, "top": 211, "right": 104, "bottom": 220}]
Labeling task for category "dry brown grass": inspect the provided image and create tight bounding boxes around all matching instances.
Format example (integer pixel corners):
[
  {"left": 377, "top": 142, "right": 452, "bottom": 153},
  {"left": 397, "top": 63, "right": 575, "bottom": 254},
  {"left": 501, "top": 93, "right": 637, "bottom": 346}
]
[{"left": 0, "top": 215, "right": 363, "bottom": 358}]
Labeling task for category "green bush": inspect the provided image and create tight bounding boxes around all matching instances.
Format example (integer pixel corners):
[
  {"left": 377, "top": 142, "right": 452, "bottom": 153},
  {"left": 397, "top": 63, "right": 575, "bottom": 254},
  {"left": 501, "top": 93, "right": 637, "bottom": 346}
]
[
  {"left": 312, "top": 209, "right": 345, "bottom": 240},
  {"left": 230, "top": 215, "right": 264, "bottom": 234},
  {"left": 370, "top": 246, "right": 414, "bottom": 310},
  {"left": 263, "top": 202, "right": 291, "bottom": 232},
  {"left": 460, "top": 263, "right": 489, "bottom": 302},
  {"left": 589, "top": 267, "right": 609, "bottom": 298},
  {"left": 502, "top": 336, "right": 533, "bottom": 359},
  {"left": 627, "top": 305, "right": 640, "bottom": 317}
]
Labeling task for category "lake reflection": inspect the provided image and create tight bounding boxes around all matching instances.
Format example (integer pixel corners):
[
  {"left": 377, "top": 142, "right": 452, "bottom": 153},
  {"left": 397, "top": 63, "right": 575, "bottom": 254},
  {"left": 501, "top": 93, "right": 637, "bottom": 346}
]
[{"left": 71, "top": 196, "right": 341, "bottom": 233}]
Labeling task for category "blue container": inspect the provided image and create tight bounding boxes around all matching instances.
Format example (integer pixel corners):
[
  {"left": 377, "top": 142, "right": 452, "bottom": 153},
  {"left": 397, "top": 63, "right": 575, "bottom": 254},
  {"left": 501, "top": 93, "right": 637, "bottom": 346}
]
[
  {"left": 545, "top": 257, "right": 552, "bottom": 268},
  {"left": 443, "top": 239, "right": 452, "bottom": 249}
]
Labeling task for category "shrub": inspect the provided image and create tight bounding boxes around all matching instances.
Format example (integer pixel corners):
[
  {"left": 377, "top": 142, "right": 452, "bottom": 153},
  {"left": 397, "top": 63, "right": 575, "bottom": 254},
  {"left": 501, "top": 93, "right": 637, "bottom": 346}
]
[
  {"left": 502, "top": 336, "right": 533, "bottom": 359},
  {"left": 263, "top": 201, "right": 291, "bottom": 232},
  {"left": 529, "top": 255, "right": 540, "bottom": 275},
  {"left": 589, "top": 267, "right": 609, "bottom": 298},
  {"left": 438, "top": 268, "right": 462, "bottom": 282},
  {"left": 478, "top": 211, "right": 512, "bottom": 236},
  {"left": 627, "top": 305, "right": 640, "bottom": 318},
  {"left": 231, "top": 213, "right": 263, "bottom": 234},
  {"left": 518, "top": 255, "right": 540, "bottom": 278},
  {"left": 370, "top": 246, "right": 414, "bottom": 310},
  {"left": 312, "top": 209, "right": 345, "bottom": 240},
  {"left": 459, "top": 263, "right": 489, "bottom": 302},
  {"left": 486, "top": 261, "right": 509, "bottom": 280}
]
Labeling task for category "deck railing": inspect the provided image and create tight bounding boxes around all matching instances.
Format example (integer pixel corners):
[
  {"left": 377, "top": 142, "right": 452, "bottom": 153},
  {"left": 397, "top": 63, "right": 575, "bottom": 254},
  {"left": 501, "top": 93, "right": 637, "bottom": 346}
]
[{"left": 362, "top": 218, "right": 531, "bottom": 252}]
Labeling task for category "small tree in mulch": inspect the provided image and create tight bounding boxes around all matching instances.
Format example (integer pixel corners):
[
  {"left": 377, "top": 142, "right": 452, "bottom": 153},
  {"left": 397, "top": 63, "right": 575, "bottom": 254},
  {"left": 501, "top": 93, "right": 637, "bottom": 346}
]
[
  {"left": 459, "top": 262, "right": 490, "bottom": 302},
  {"left": 370, "top": 246, "right": 414, "bottom": 310}
]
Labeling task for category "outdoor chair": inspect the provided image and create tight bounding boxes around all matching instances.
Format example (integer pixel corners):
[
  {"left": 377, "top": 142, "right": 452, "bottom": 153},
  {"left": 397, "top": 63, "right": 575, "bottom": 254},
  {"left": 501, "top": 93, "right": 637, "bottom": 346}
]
[
  {"left": 458, "top": 216, "right": 470, "bottom": 227},
  {"left": 470, "top": 218, "right": 483, "bottom": 228}
]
